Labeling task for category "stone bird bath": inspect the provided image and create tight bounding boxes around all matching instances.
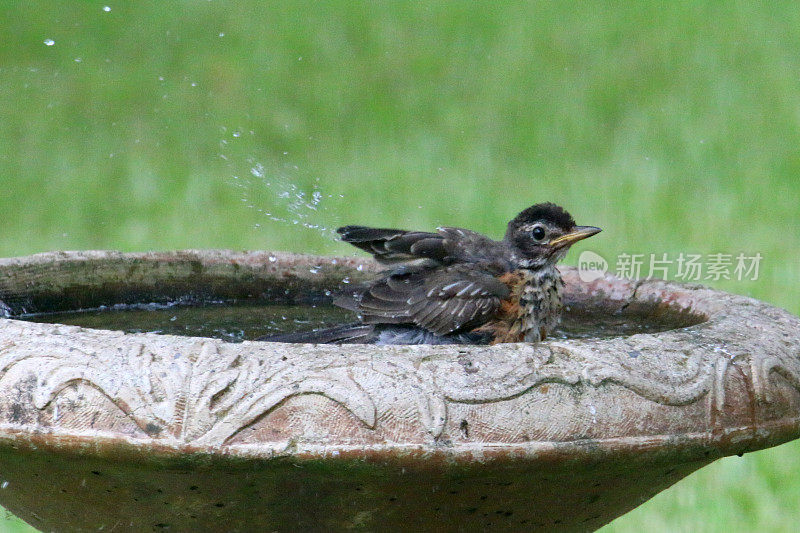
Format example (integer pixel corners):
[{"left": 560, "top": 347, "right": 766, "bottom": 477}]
[{"left": 0, "top": 250, "right": 799, "bottom": 532}]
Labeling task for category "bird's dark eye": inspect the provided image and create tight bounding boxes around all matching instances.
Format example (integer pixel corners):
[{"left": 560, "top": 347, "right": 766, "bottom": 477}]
[{"left": 531, "top": 226, "right": 546, "bottom": 241}]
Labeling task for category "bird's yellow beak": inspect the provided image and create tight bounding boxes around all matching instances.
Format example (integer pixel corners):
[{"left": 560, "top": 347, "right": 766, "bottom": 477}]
[{"left": 549, "top": 226, "right": 602, "bottom": 248}]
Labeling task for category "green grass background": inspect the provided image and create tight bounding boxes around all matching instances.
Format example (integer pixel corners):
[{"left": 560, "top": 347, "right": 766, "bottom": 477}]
[{"left": 1, "top": 1, "right": 799, "bottom": 531}]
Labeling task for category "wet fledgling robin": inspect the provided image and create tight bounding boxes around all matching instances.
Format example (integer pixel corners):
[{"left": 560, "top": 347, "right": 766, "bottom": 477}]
[{"left": 264, "top": 203, "right": 600, "bottom": 345}]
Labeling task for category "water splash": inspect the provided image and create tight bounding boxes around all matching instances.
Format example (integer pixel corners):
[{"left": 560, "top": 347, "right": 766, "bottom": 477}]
[
  {"left": 225, "top": 151, "right": 341, "bottom": 238},
  {"left": 218, "top": 124, "right": 352, "bottom": 240}
]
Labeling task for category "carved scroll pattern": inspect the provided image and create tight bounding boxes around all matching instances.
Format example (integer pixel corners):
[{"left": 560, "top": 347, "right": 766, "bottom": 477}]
[
  {"left": 1, "top": 305, "right": 800, "bottom": 445},
  {"left": 410, "top": 322, "right": 800, "bottom": 437}
]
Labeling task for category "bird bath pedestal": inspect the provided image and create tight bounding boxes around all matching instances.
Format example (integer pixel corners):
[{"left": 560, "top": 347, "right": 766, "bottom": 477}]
[{"left": 0, "top": 250, "right": 799, "bottom": 532}]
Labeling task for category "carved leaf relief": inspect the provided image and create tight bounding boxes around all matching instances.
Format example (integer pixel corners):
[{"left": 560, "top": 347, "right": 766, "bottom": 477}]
[{"left": 0, "top": 326, "right": 376, "bottom": 445}]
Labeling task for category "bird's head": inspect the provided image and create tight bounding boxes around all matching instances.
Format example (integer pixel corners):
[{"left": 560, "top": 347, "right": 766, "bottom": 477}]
[{"left": 505, "top": 203, "right": 601, "bottom": 269}]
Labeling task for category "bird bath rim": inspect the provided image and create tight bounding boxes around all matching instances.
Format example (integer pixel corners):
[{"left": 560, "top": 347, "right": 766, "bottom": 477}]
[
  {"left": 0, "top": 249, "right": 797, "bottom": 457},
  {"left": 0, "top": 250, "right": 799, "bottom": 532}
]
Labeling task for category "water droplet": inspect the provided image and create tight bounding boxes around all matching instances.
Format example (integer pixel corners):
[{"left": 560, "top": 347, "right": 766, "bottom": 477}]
[
  {"left": 103, "top": 5, "right": 111, "bottom": 12},
  {"left": 268, "top": 256, "right": 277, "bottom": 262},
  {"left": 43, "top": 39, "right": 55, "bottom": 46},
  {"left": 250, "top": 164, "right": 264, "bottom": 178}
]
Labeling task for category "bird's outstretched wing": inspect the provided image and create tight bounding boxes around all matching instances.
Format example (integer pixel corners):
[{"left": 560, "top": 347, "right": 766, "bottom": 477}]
[
  {"left": 337, "top": 225, "right": 510, "bottom": 266},
  {"left": 336, "top": 224, "right": 515, "bottom": 335},
  {"left": 352, "top": 264, "right": 510, "bottom": 335}
]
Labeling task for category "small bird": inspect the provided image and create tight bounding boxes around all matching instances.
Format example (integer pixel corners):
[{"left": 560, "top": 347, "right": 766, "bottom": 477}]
[{"left": 263, "top": 203, "right": 600, "bottom": 345}]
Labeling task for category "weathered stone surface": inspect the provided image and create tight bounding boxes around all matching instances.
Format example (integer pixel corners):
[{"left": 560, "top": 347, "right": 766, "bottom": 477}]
[{"left": 0, "top": 250, "right": 798, "bottom": 532}]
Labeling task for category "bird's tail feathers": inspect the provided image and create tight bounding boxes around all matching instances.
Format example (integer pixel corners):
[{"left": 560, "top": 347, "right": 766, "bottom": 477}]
[{"left": 257, "top": 323, "right": 374, "bottom": 344}]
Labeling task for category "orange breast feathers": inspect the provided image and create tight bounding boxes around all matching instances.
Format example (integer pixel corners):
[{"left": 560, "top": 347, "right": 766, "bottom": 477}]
[{"left": 474, "top": 270, "right": 532, "bottom": 344}]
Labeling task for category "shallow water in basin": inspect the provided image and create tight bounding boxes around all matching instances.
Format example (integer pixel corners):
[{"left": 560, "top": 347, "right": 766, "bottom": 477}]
[{"left": 20, "top": 300, "right": 700, "bottom": 343}]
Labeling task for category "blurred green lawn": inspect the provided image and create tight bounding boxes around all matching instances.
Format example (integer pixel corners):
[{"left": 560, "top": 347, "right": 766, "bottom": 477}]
[{"left": 1, "top": 1, "right": 799, "bottom": 531}]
